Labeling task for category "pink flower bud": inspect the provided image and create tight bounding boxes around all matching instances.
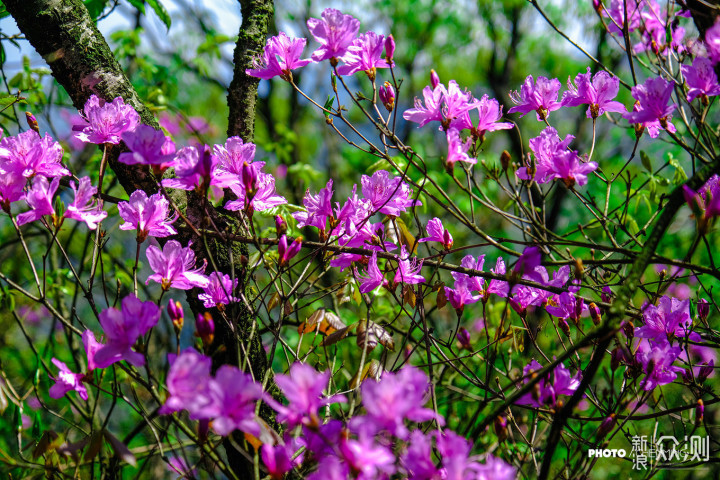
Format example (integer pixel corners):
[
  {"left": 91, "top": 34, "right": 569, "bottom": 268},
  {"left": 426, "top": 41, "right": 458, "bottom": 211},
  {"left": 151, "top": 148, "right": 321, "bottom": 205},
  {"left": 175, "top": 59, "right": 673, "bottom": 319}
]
[
  {"left": 241, "top": 161, "right": 258, "bottom": 198},
  {"left": 494, "top": 415, "right": 508, "bottom": 441},
  {"left": 26, "top": 112, "right": 39, "bottom": 133},
  {"left": 442, "top": 228, "right": 453, "bottom": 250},
  {"left": 698, "top": 360, "right": 714, "bottom": 382},
  {"left": 430, "top": 69, "right": 440, "bottom": 89},
  {"left": 597, "top": 414, "right": 616, "bottom": 439},
  {"left": 698, "top": 298, "right": 709, "bottom": 321},
  {"left": 196, "top": 312, "right": 215, "bottom": 347},
  {"left": 275, "top": 215, "right": 287, "bottom": 236},
  {"left": 457, "top": 327, "right": 471, "bottom": 350},
  {"left": 379, "top": 82, "right": 395, "bottom": 112},
  {"left": 168, "top": 300, "right": 184, "bottom": 331},
  {"left": 278, "top": 235, "right": 302, "bottom": 267},
  {"left": 696, "top": 399, "right": 705, "bottom": 425},
  {"left": 589, "top": 302, "right": 601, "bottom": 326},
  {"left": 384, "top": 34, "right": 395, "bottom": 63}
]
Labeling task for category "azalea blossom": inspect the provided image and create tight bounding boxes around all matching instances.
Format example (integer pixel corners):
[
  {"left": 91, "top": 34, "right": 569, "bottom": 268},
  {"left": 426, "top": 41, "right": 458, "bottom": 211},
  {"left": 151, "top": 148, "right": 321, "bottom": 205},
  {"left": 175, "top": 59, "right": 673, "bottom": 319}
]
[
  {"left": 118, "top": 190, "right": 177, "bottom": 242},
  {"left": 356, "top": 251, "right": 388, "bottom": 293},
  {"left": 459, "top": 94, "right": 514, "bottom": 136},
  {"left": 74, "top": 95, "right": 139, "bottom": 145},
  {"left": 561, "top": 68, "right": 626, "bottom": 118},
  {"left": 402, "top": 83, "right": 444, "bottom": 127},
  {"left": 623, "top": 76, "right": 676, "bottom": 133},
  {"left": 336, "top": 31, "right": 392, "bottom": 78},
  {"left": 445, "top": 128, "right": 476, "bottom": 167},
  {"left": 293, "top": 179, "right": 334, "bottom": 230},
  {"left": 207, "top": 365, "right": 265, "bottom": 436},
  {"left": 48, "top": 358, "right": 88, "bottom": 401},
  {"left": 246, "top": 32, "right": 312, "bottom": 80},
  {"left": 307, "top": 8, "right": 360, "bottom": 63},
  {"left": 161, "top": 145, "right": 215, "bottom": 191},
  {"left": 16, "top": 176, "right": 58, "bottom": 226},
  {"left": 198, "top": 272, "right": 240, "bottom": 308},
  {"left": 159, "top": 348, "right": 215, "bottom": 416},
  {"left": 635, "top": 295, "right": 701, "bottom": 345},
  {"left": 393, "top": 246, "right": 425, "bottom": 285},
  {"left": 0, "top": 130, "right": 69, "bottom": 179},
  {"left": 636, "top": 341, "right": 684, "bottom": 391},
  {"left": 145, "top": 240, "right": 210, "bottom": 290},
  {"left": 681, "top": 56, "right": 720, "bottom": 103},
  {"left": 516, "top": 359, "right": 581, "bottom": 408},
  {"left": 508, "top": 75, "right": 563, "bottom": 121},
  {"left": 225, "top": 172, "right": 287, "bottom": 212},
  {"left": 64, "top": 177, "right": 107, "bottom": 229},
  {"left": 361, "top": 170, "right": 418, "bottom": 217},
  {"left": 419, "top": 217, "right": 453, "bottom": 249},
  {"left": 118, "top": 125, "right": 175, "bottom": 166}
]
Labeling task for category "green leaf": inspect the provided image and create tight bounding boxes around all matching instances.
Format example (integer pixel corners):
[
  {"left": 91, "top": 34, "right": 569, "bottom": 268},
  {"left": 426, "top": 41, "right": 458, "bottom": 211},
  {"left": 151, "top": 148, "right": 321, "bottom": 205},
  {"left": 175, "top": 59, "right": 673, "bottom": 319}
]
[
  {"left": 640, "top": 151, "right": 652, "bottom": 172},
  {"left": 147, "top": 0, "right": 171, "bottom": 29},
  {"left": 84, "top": 0, "right": 108, "bottom": 19},
  {"left": 0, "top": 2, "right": 9, "bottom": 19},
  {"left": 0, "top": 93, "right": 18, "bottom": 106},
  {"left": 125, "top": 0, "right": 145, "bottom": 14}
]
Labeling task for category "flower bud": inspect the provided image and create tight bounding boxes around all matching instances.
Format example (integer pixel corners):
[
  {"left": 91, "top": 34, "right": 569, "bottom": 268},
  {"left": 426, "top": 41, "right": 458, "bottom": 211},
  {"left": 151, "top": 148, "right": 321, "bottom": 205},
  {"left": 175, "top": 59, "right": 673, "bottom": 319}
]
[
  {"left": 698, "top": 298, "right": 709, "bottom": 321},
  {"left": 379, "top": 82, "right": 395, "bottom": 112},
  {"left": 622, "top": 320, "right": 634, "bottom": 340},
  {"left": 601, "top": 286, "right": 612, "bottom": 303},
  {"left": 275, "top": 215, "right": 287, "bottom": 237},
  {"left": 384, "top": 34, "right": 395, "bottom": 63},
  {"left": 593, "top": 0, "right": 603, "bottom": 13},
  {"left": 494, "top": 415, "right": 508, "bottom": 442},
  {"left": 241, "top": 162, "right": 258, "bottom": 199},
  {"left": 696, "top": 399, "right": 704, "bottom": 425},
  {"left": 25, "top": 112, "right": 39, "bottom": 134},
  {"left": 698, "top": 360, "right": 714, "bottom": 382},
  {"left": 442, "top": 228, "right": 453, "bottom": 250},
  {"left": 457, "top": 327, "right": 471, "bottom": 350},
  {"left": 278, "top": 235, "right": 302, "bottom": 267},
  {"left": 430, "top": 69, "right": 440, "bottom": 89},
  {"left": 610, "top": 347, "right": 624, "bottom": 371},
  {"left": 589, "top": 302, "right": 601, "bottom": 326},
  {"left": 558, "top": 317, "right": 571, "bottom": 337},
  {"left": 597, "top": 414, "right": 616, "bottom": 439},
  {"left": 196, "top": 312, "right": 215, "bottom": 347},
  {"left": 500, "top": 150, "right": 511, "bottom": 172},
  {"left": 168, "top": 300, "right": 184, "bottom": 332}
]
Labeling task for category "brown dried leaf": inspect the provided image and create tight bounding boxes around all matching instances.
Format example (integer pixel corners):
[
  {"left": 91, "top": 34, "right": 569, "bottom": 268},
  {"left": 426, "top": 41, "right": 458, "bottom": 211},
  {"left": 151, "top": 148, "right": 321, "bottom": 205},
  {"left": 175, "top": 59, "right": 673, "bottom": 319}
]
[
  {"left": 403, "top": 285, "right": 416, "bottom": 307},
  {"left": 267, "top": 292, "right": 281, "bottom": 311},
  {"left": 350, "top": 359, "right": 382, "bottom": 389},
  {"left": 32, "top": 431, "right": 59, "bottom": 460},
  {"left": 104, "top": 430, "right": 137, "bottom": 467},
  {"left": 394, "top": 218, "right": 417, "bottom": 254},
  {"left": 436, "top": 284, "right": 447, "bottom": 309},
  {"left": 283, "top": 300, "right": 293, "bottom": 316},
  {"left": 357, "top": 319, "right": 395, "bottom": 351},
  {"left": 321, "top": 323, "right": 356, "bottom": 347}
]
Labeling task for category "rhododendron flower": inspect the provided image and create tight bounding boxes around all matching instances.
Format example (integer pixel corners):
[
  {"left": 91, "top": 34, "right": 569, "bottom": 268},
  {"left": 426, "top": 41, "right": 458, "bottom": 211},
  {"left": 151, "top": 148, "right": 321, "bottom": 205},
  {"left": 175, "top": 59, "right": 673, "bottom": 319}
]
[
  {"left": 74, "top": 95, "right": 139, "bottom": 144},
  {"left": 161, "top": 145, "right": 215, "bottom": 191},
  {"left": 636, "top": 341, "right": 684, "bottom": 391},
  {"left": 487, "top": 257, "right": 509, "bottom": 297},
  {"left": 278, "top": 235, "right": 302, "bottom": 266},
  {"left": 508, "top": 75, "right": 563, "bottom": 121},
  {"left": 145, "top": 240, "right": 210, "bottom": 290},
  {"left": 198, "top": 272, "right": 239, "bottom": 308},
  {"left": 403, "top": 83, "right": 444, "bottom": 127},
  {"left": 379, "top": 82, "right": 395, "bottom": 111},
  {"left": 0, "top": 170, "right": 25, "bottom": 208},
  {"left": 516, "top": 359, "right": 581, "bottom": 408},
  {"left": 167, "top": 457, "right": 197, "bottom": 479},
  {"left": 459, "top": 94, "right": 514, "bottom": 136},
  {"left": 212, "top": 136, "right": 262, "bottom": 182},
  {"left": 48, "top": 358, "right": 88, "bottom": 401},
  {"left": 225, "top": 172, "right": 287, "bottom": 212},
  {"left": 356, "top": 367, "right": 442, "bottom": 438},
  {"left": 0, "top": 130, "right": 69, "bottom": 179},
  {"left": 681, "top": 56, "right": 720, "bottom": 103},
  {"left": 445, "top": 276, "right": 481, "bottom": 313},
  {"left": 16, "top": 176, "right": 58, "bottom": 226},
  {"left": 82, "top": 330, "right": 102, "bottom": 371},
  {"left": 261, "top": 441, "right": 299, "bottom": 480},
  {"left": 517, "top": 126, "right": 575, "bottom": 184},
  {"left": 356, "top": 252, "right": 388, "bottom": 293},
  {"left": 118, "top": 190, "right": 178, "bottom": 242},
  {"left": 705, "top": 19, "right": 720, "bottom": 64},
  {"left": 339, "top": 432, "right": 396, "bottom": 479},
  {"left": 160, "top": 348, "right": 214, "bottom": 416},
  {"left": 361, "top": 170, "right": 418, "bottom": 216},
  {"left": 307, "top": 8, "right": 360, "bottom": 63},
  {"left": 546, "top": 291, "right": 587, "bottom": 323},
  {"left": 561, "top": 68, "right": 626, "bottom": 118},
  {"left": 336, "top": 31, "right": 392, "bottom": 77},
  {"left": 394, "top": 246, "right": 425, "bottom": 285},
  {"left": 419, "top": 217, "right": 453, "bottom": 249},
  {"left": 118, "top": 125, "right": 175, "bottom": 166},
  {"left": 65, "top": 177, "right": 107, "bottom": 229},
  {"left": 246, "top": 32, "right": 312, "bottom": 80},
  {"left": 635, "top": 295, "right": 701, "bottom": 345},
  {"left": 440, "top": 80, "right": 481, "bottom": 130},
  {"left": 547, "top": 150, "right": 598, "bottom": 188},
  {"left": 272, "top": 362, "right": 347, "bottom": 428},
  {"left": 684, "top": 174, "right": 720, "bottom": 222},
  {"left": 445, "top": 128, "right": 476, "bottom": 167},
  {"left": 293, "top": 179, "right": 334, "bottom": 230},
  {"left": 623, "top": 76, "right": 676, "bottom": 133},
  {"left": 94, "top": 294, "right": 161, "bottom": 368},
  {"left": 400, "top": 430, "right": 440, "bottom": 478},
  {"left": 207, "top": 365, "right": 265, "bottom": 436},
  {"left": 436, "top": 431, "right": 515, "bottom": 480}
]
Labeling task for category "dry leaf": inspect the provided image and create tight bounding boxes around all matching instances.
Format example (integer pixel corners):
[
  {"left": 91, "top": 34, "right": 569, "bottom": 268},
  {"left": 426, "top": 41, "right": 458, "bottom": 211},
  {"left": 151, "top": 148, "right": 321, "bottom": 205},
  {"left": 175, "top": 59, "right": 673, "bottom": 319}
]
[
  {"left": 350, "top": 359, "right": 382, "bottom": 389},
  {"left": 267, "top": 292, "right": 281, "bottom": 311},
  {"left": 357, "top": 319, "right": 395, "bottom": 351}
]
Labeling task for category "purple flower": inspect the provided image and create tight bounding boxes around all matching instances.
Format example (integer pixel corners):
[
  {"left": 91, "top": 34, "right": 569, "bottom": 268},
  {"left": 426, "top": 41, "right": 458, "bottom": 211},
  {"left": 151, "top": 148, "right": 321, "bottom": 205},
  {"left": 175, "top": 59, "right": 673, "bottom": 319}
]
[
  {"left": 635, "top": 295, "right": 701, "bottom": 345},
  {"left": 161, "top": 145, "right": 215, "bottom": 192},
  {"left": 82, "top": 330, "right": 102, "bottom": 371},
  {"left": 207, "top": 365, "right": 265, "bottom": 436},
  {"left": 48, "top": 358, "right": 88, "bottom": 401},
  {"left": 225, "top": 172, "right": 287, "bottom": 212},
  {"left": 361, "top": 170, "right": 417, "bottom": 216},
  {"left": 160, "top": 348, "right": 214, "bottom": 416},
  {"left": 94, "top": 294, "right": 161, "bottom": 368},
  {"left": 604, "top": 0, "right": 644, "bottom": 34},
  {"left": 623, "top": 76, "right": 676, "bottom": 133},
  {"left": 357, "top": 367, "right": 442, "bottom": 438},
  {"left": 636, "top": 341, "right": 684, "bottom": 391},
  {"left": 516, "top": 359, "right": 581, "bottom": 408},
  {"left": 508, "top": 75, "right": 563, "bottom": 121},
  {"left": 65, "top": 177, "right": 107, "bottom": 229},
  {"left": 195, "top": 312, "right": 215, "bottom": 346},
  {"left": 400, "top": 430, "right": 440, "bottom": 479},
  {"left": 547, "top": 150, "right": 598, "bottom": 188},
  {"left": 356, "top": 252, "right": 388, "bottom": 293},
  {"left": 445, "top": 276, "right": 481, "bottom": 314},
  {"left": 293, "top": 179, "right": 334, "bottom": 230},
  {"left": 272, "top": 363, "right": 347, "bottom": 428},
  {"left": 445, "top": 128, "right": 476, "bottom": 167},
  {"left": 167, "top": 457, "right": 197, "bottom": 479},
  {"left": 212, "top": 136, "right": 262, "bottom": 183},
  {"left": 246, "top": 32, "right": 312, "bottom": 80},
  {"left": 681, "top": 56, "right": 720, "bottom": 103},
  {"left": 261, "top": 441, "right": 298, "bottom": 480},
  {"left": 394, "top": 246, "right": 426, "bottom": 285},
  {"left": 419, "top": 217, "right": 453, "bottom": 249},
  {"left": 278, "top": 235, "right": 302, "bottom": 267},
  {"left": 339, "top": 432, "right": 396, "bottom": 479},
  {"left": 118, "top": 190, "right": 178, "bottom": 242},
  {"left": 705, "top": 19, "right": 720, "bottom": 64},
  {"left": 74, "top": 95, "right": 139, "bottom": 145},
  {"left": 198, "top": 272, "right": 239, "bottom": 308},
  {"left": 476, "top": 454, "right": 517, "bottom": 480},
  {"left": 513, "top": 246, "right": 542, "bottom": 277},
  {"left": 517, "top": 126, "right": 576, "bottom": 184},
  {"left": 336, "top": 32, "right": 392, "bottom": 77},
  {"left": 460, "top": 94, "right": 514, "bottom": 136},
  {"left": 118, "top": 125, "right": 175, "bottom": 166},
  {"left": 145, "top": 240, "right": 210, "bottom": 291},
  {"left": 307, "top": 8, "right": 360, "bottom": 63},
  {"left": 379, "top": 82, "right": 395, "bottom": 111},
  {"left": 0, "top": 170, "right": 26, "bottom": 209},
  {"left": 16, "top": 176, "right": 58, "bottom": 226},
  {"left": 561, "top": 68, "right": 626, "bottom": 118},
  {"left": 487, "top": 257, "right": 509, "bottom": 297},
  {"left": 545, "top": 291, "right": 587, "bottom": 323},
  {"left": 0, "top": 130, "right": 69, "bottom": 179},
  {"left": 684, "top": 174, "right": 720, "bottom": 221},
  {"left": 403, "top": 84, "right": 444, "bottom": 127}
]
